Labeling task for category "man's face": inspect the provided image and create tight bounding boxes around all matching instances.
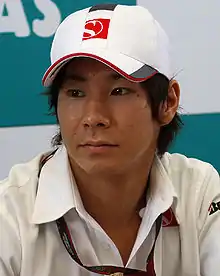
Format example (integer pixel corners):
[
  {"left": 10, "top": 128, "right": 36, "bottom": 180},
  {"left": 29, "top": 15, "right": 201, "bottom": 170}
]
[{"left": 57, "top": 58, "right": 160, "bottom": 175}]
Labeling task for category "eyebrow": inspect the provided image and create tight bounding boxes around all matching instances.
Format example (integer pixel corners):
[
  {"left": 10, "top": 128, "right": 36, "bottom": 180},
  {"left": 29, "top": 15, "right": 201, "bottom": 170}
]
[
  {"left": 64, "top": 72, "right": 124, "bottom": 82},
  {"left": 64, "top": 74, "right": 87, "bottom": 82},
  {"left": 110, "top": 72, "right": 124, "bottom": 80}
]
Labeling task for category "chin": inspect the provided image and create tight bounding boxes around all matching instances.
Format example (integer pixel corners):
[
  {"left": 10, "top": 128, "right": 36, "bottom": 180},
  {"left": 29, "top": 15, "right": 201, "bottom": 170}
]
[{"left": 76, "top": 159, "right": 123, "bottom": 175}]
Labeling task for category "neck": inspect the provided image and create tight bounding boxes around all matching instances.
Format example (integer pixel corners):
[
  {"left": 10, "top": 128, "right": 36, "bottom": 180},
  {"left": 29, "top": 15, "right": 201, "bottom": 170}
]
[{"left": 70, "top": 156, "right": 154, "bottom": 229}]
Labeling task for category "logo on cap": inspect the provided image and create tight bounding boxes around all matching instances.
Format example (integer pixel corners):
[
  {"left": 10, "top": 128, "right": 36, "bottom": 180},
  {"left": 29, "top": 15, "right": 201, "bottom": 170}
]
[{"left": 83, "top": 18, "right": 110, "bottom": 41}]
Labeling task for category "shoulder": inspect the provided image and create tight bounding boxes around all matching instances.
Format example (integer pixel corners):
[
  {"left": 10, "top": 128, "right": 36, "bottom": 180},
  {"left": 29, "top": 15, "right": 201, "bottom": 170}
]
[
  {"left": 162, "top": 151, "right": 217, "bottom": 173},
  {"left": 0, "top": 153, "right": 43, "bottom": 195},
  {"left": 0, "top": 153, "right": 46, "bottom": 275},
  {"left": 159, "top": 153, "right": 220, "bottom": 274},
  {"left": 161, "top": 152, "right": 220, "bottom": 227},
  {"left": 0, "top": 152, "right": 50, "bottom": 220},
  {"left": 161, "top": 152, "right": 219, "bottom": 191}
]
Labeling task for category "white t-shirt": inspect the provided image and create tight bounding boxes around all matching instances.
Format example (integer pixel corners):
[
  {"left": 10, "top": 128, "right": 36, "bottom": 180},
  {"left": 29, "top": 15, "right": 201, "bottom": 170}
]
[{"left": 0, "top": 146, "right": 220, "bottom": 276}]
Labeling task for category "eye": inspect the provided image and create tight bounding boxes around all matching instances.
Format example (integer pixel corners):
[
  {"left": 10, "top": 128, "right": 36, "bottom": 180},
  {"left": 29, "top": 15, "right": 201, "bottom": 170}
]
[
  {"left": 66, "top": 89, "right": 85, "bottom": 98},
  {"left": 111, "top": 87, "right": 132, "bottom": 96}
]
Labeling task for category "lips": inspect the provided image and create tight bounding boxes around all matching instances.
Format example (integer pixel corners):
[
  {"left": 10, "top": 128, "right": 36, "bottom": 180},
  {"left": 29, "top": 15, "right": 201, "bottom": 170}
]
[
  {"left": 78, "top": 141, "right": 118, "bottom": 154},
  {"left": 82, "top": 144, "right": 117, "bottom": 147},
  {"left": 79, "top": 141, "right": 118, "bottom": 147}
]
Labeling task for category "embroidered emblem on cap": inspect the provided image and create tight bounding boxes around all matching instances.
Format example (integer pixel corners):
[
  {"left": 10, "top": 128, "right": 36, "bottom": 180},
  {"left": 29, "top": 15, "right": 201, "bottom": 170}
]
[{"left": 83, "top": 18, "right": 110, "bottom": 41}]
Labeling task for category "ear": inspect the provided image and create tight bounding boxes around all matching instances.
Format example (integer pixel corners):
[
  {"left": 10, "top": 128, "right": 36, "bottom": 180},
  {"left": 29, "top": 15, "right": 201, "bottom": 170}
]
[{"left": 158, "top": 80, "right": 180, "bottom": 126}]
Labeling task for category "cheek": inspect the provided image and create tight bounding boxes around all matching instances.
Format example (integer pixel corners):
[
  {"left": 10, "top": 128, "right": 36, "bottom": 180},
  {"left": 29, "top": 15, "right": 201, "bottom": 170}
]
[
  {"left": 118, "top": 104, "right": 157, "bottom": 146},
  {"left": 132, "top": 109, "right": 154, "bottom": 136},
  {"left": 57, "top": 99, "right": 82, "bottom": 136},
  {"left": 116, "top": 97, "right": 152, "bottom": 130}
]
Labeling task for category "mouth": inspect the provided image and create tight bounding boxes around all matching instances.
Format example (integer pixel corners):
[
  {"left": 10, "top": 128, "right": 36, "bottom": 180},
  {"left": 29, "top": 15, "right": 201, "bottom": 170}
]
[
  {"left": 79, "top": 141, "right": 118, "bottom": 153},
  {"left": 80, "top": 141, "right": 118, "bottom": 147},
  {"left": 82, "top": 144, "right": 117, "bottom": 147}
]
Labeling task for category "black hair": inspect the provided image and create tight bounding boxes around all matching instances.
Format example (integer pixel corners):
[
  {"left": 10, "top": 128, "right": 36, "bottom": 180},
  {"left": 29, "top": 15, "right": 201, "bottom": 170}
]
[{"left": 44, "top": 64, "right": 183, "bottom": 157}]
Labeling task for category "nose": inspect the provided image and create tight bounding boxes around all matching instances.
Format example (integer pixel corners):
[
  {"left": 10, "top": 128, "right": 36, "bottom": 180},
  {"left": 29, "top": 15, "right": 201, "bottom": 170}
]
[{"left": 82, "top": 101, "right": 111, "bottom": 129}]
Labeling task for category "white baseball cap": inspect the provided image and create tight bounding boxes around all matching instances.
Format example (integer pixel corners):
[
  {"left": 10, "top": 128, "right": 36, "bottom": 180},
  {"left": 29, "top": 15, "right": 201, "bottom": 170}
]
[{"left": 42, "top": 4, "right": 171, "bottom": 87}]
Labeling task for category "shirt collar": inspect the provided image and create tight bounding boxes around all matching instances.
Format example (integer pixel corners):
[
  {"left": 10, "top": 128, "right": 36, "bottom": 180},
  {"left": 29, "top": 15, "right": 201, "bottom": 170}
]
[
  {"left": 139, "top": 153, "right": 178, "bottom": 219},
  {"left": 32, "top": 147, "right": 178, "bottom": 225},
  {"left": 31, "top": 146, "right": 76, "bottom": 224},
  {"left": 127, "top": 154, "right": 179, "bottom": 264}
]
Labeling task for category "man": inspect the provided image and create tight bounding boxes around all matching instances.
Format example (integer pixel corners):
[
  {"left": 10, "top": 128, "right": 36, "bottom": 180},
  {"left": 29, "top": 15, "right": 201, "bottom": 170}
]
[{"left": 0, "top": 3, "right": 219, "bottom": 276}]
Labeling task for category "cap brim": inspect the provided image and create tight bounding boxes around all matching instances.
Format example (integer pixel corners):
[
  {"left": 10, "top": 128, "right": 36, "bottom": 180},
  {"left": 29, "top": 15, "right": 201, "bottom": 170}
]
[{"left": 42, "top": 49, "right": 158, "bottom": 87}]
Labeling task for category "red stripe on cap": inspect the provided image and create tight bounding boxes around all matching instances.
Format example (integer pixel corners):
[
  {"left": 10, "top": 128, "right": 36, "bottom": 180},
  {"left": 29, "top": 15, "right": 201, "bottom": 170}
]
[{"left": 42, "top": 53, "right": 157, "bottom": 85}]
